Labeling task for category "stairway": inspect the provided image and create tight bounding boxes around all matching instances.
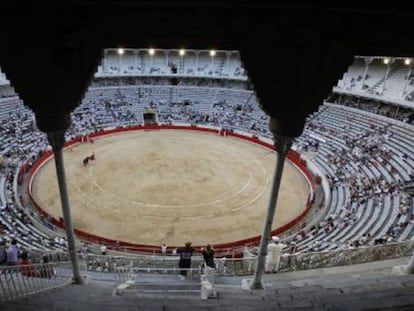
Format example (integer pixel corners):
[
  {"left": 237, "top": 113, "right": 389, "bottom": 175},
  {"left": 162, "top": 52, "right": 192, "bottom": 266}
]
[
  {"left": 179, "top": 57, "right": 185, "bottom": 74},
  {"left": 370, "top": 63, "right": 401, "bottom": 94},
  {"left": 216, "top": 56, "right": 225, "bottom": 76},
  {"left": 140, "top": 54, "right": 146, "bottom": 73},
  {"left": 115, "top": 274, "right": 201, "bottom": 299}
]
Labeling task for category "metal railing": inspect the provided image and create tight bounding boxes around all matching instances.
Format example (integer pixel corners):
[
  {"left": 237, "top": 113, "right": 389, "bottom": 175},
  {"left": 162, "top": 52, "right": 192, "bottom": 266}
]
[
  {"left": 115, "top": 267, "right": 203, "bottom": 296},
  {"left": 0, "top": 261, "right": 78, "bottom": 302},
  {"left": 85, "top": 241, "right": 414, "bottom": 276},
  {"left": 2, "top": 241, "right": 413, "bottom": 302},
  {"left": 278, "top": 240, "right": 414, "bottom": 272}
]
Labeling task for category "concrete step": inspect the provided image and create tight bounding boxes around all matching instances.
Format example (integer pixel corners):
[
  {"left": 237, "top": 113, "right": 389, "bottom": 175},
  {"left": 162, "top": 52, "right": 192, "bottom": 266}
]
[
  {"left": 2, "top": 258, "right": 414, "bottom": 310},
  {"left": 115, "top": 273, "right": 202, "bottom": 299}
]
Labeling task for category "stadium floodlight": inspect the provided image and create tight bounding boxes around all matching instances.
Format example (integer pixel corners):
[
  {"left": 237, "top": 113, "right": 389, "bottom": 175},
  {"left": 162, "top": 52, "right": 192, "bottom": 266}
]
[
  {"left": 117, "top": 48, "right": 125, "bottom": 55},
  {"left": 405, "top": 58, "right": 412, "bottom": 65},
  {"left": 179, "top": 49, "right": 186, "bottom": 56},
  {"left": 149, "top": 48, "right": 155, "bottom": 69},
  {"left": 383, "top": 57, "right": 390, "bottom": 64},
  {"left": 210, "top": 49, "right": 216, "bottom": 67}
]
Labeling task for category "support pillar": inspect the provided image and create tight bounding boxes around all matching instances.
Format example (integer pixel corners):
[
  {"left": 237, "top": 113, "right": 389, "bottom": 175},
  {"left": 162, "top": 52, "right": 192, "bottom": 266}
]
[
  {"left": 382, "top": 62, "right": 391, "bottom": 95},
  {"left": 361, "top": 56, "right": 373, "bottom": 91},
  {"left": 402, "top": 66, "right": 412, "bottom": 97},
  {"left": 406, "top": 252, "right": 414, "bottom": 274},
  {"left": 250, "top": 136, "right": 292, "bottom": 289},
  {"left": 47, "top": 131, "right": 83, "bottom": 284}
]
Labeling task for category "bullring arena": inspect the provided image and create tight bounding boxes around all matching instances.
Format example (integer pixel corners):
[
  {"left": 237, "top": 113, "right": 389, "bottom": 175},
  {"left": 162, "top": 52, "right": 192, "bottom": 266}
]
[{"left": 30, "top": 127, "right": 310, "bottom": 246}]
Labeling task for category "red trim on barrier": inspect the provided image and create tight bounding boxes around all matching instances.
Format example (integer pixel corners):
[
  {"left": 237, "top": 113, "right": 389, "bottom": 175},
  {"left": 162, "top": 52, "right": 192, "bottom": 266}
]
[{"left": 27, "top": 124, "right": 315, "bottom": 253}]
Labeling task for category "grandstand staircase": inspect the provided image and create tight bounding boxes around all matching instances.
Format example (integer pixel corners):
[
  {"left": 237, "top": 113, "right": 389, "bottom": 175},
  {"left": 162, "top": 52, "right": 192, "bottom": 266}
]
[
  {"left": 115, "top": 274, "right": 201, "bottom": 299},
  {"left": 179, "top": 57, "right": 185, "bottom": 74},
  {"left": 403, "top": 181, "right": 414, "bottom": 193},
  {"left": 371, "top": 63, "right": 401, "bottom": 94},
  {"left": 140, "top": 55, "right": 146, "bottom": 73},
  {"left": 168, "top": 87, "right": 173, "bottom": 104},
  {"left": 217, "top": 56, "right": 225, "bottom": 76}
]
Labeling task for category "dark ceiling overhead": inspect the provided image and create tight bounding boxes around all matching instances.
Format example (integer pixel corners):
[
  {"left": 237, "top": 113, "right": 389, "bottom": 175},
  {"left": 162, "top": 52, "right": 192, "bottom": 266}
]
[{"left": 1, "top": 1, "right": 414, "bottom": 137}]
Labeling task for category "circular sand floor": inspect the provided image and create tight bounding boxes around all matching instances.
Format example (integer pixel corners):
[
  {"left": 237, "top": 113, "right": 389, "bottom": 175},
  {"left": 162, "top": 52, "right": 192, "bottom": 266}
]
[{"left": 31, "top": 130, "right": 309, "bottom": 246}]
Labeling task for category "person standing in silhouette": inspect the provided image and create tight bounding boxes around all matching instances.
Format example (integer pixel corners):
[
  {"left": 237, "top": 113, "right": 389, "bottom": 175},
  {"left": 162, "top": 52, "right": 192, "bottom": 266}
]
[
  {"left": 0, "top": 240, "right": 7, "bottom": 266},
  {"left": 201, "top": 244, "right": 215, "bottom": 269},
  {"left": 177, "top": 241, "right": 195, "bottom": 277}
]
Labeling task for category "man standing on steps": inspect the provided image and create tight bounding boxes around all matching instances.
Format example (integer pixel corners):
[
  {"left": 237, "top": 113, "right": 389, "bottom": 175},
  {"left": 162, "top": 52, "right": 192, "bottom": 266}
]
[
  {"left": 202, "top": 244, "right": 215, "bottom": 269},
  {"left": 265, "top": 236, "right": 287, "bottom": 273},
  {"left": 177, "top": 241, "right": 195, "bottom": 278}
]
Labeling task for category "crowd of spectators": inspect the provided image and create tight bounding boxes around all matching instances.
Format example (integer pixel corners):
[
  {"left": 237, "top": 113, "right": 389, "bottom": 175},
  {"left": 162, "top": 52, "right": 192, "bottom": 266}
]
[
  {"left": 90, "top": 76, "right": 248, "bottom": 90},
  {"left": 293, "top": 98, "right": 414, "bottom": 253},
  {"left": 0, "top": 73, "right": 414, "bottom": 263},
  {"left": 329, "top": 94, "right": 414, "bottom": 125}
]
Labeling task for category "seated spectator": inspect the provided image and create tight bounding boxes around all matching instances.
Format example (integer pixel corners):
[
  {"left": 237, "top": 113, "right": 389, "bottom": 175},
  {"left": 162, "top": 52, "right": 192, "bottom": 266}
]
[{"left": 19, "top": 252, "right": 35, "bottom": 277}]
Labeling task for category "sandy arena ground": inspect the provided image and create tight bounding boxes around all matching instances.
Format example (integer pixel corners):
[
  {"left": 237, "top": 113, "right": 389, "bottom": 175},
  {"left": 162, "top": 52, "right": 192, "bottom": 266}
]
[{"left": 31, "top": 130, "right": 309, "bottom": 246}]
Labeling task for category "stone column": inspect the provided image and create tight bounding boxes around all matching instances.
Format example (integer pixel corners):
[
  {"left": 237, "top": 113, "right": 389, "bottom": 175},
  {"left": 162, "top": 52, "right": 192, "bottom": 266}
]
[
  {"left": 250, "top": 135, "right": 292, "bottom": 289},
  {"left": 47, "top": 131, "right": 83, "bottom": 284},
  {"left": 406, "top": 252, "right": 414, "bottom": 274}
]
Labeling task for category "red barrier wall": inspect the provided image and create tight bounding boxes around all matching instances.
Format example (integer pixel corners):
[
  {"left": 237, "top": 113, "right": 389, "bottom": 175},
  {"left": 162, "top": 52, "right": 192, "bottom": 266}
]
[{"left": 27, "top": 124, "right": 315, "bottom": 253}]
